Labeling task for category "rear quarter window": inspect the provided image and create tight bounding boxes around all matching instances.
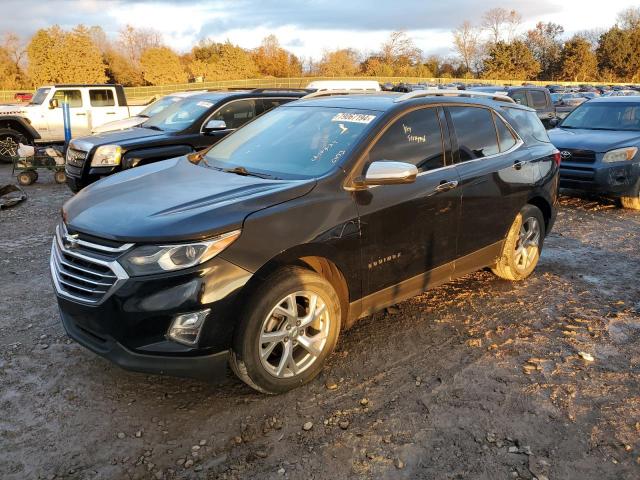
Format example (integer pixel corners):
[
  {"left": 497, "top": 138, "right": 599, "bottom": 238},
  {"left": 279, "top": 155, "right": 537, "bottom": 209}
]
[{"left": 501, "top": 107, "right": 550, "bottom": 144}]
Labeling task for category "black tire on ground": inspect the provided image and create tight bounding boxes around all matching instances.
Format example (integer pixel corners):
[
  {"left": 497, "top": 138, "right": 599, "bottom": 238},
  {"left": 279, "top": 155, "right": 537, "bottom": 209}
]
[
  {"left": 491, "top": 204, "right": 546, "bottom": 281},
  {"left": 0, "top": 128, "right": 28, "bottom": 164},
  {"left": 54, "top": 171, "right": 66, "bottom": 184},
  {"left": 230, "top": 266, "right": 341, "bottom": 394},
  {"left": 17, "top": 171, "right": 34, "bottom": 186}
]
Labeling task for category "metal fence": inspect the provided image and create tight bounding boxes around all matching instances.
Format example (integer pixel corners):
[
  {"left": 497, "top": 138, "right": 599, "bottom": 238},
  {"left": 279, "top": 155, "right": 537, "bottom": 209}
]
[{"left": 1, "top": 76, "right": 636, "bottom": 103}]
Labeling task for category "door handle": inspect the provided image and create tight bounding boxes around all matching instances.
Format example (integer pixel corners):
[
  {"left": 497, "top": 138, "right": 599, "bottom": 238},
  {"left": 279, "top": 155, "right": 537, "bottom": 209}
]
[
  {"left": 513, "top": 160, "right": 527, "bottom": 170},
  {"left": 75, "top": 113, "right": 86, "bottom": 116},
  {"left": 106, "top": 112, "right": 116, "bottom": 115},
  {"left": 435, "top": 180, "right": 459, "bottom": 193}
]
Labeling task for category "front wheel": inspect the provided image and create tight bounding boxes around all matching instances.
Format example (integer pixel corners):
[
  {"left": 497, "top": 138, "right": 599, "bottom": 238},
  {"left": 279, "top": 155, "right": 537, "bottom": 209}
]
[
  {"left": 620, "top": 194, "right": 640, "bottom": 210},
  {"left": 0, "top": 128, "right": 28, "bottom": 164},
  {"left": 230, "top": 267, "right": 341, "bottom": 394},
  {"left": 492, "top": 204, "right": 545, "bottom": 281}
]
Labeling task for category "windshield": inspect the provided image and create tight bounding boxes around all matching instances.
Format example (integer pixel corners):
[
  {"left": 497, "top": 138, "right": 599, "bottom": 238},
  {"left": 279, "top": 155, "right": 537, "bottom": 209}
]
[
  {"left": 140, "top": 95, "right": 183, "bottom": 117},
  {"left": 142, "top": 97, "right": 216, "bottom": 132},
  {"left": 561, "top": 102, "right": 640, "bottom": 131},
  {"left": 203, "top": 106, "right": 377, "bottom": 179},
  {"left": 30, "top": 88, "right": 50, "bottom": 105}
]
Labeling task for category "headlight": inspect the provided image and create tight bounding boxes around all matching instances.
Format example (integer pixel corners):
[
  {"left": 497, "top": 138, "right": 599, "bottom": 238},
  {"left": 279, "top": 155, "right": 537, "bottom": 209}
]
[
  {"left": 119, "top": 230, "right": 241, "bottom": 276},
  {"left": 91, "top": 145, "right": 122, "bottom": 167},
  {"left": 602, "top": 147, "right": 638, "bottom": 163}
]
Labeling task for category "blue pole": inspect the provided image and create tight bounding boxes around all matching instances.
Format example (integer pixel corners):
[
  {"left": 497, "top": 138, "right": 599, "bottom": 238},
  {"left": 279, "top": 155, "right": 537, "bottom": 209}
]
[{"left": 62, "top": 102, "right": 72, "bottom": 144}]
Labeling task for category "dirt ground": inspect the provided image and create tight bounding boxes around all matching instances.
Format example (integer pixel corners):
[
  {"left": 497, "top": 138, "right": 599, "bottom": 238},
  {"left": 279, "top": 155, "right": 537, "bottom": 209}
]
[{"left": 1, "top": 163, "right": 639, "bottom": 480}]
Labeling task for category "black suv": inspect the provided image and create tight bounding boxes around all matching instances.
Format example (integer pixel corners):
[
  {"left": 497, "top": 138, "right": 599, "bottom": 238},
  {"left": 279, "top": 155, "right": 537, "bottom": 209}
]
[
  {"left": 470, "top": 86, "right": 557, "bottom": 129},
  {"left": 64, "top": 89, "right": 307, "bottom": 192},
  {"left": 51, "top": 91, "right": 559, "bottom": 393}
]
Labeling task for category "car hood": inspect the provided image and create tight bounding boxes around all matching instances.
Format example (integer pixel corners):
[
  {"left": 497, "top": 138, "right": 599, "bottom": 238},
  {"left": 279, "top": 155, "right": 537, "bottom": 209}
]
[
  {"left": 63, "top": 157, "right": 317, "bottom": 243},
  {"left": 71, "top": 127, "right": 167, "bottom": 151},
  {"left": 548, "top": 128, "right": 640, "bottom": 153},
  {"left": 91, "top": 116, "right": 146, "bottom": 134}
]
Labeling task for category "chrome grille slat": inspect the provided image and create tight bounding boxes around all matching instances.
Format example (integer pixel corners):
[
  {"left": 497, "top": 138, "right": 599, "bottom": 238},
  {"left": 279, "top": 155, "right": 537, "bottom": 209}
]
[{"left": 50, "top": 224, "right": 131, "bottom": 305}]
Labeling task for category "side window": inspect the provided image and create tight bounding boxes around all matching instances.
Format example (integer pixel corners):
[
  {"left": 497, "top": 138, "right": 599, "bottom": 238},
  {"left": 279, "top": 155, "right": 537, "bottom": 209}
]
[
  {"left": 501, "top": 107, "right": 550, "bottom": 143},
  {"left": 52, "top": 89, "right": 82, "bottom": 108},
  {"left": 510, "top": 91, "right": 528, "bottom": 106},
  {"left": 448, "top": 106, "right": 500, "bottom": 161},
  {"left": 89, "top": 89, "right": 115, "bottom": 107},
  {"left": 258, "top": 98, "right": 294, "bottom": 115},
  {"left": 493, "top": 113, "right": 517, "bottom": 152},
  {"left": 529, "top": 90, "right": 548, "bottom": 109},
  {"left": 210, "top": 99, "right": 256, "bottom": 129},
  {"left": 368, "top": 107, "right": 444, "bottom": 173}
]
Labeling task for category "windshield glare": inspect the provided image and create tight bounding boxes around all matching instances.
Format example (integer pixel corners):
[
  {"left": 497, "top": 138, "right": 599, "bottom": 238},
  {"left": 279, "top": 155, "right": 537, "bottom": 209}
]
[
  {"left": 203, "top": 106, "right": 377, "bottom": 179},
  {"left": 30, "top": 88, "right": 50, "bottom": 105},
  {"left": 140, "top": 95, "right": 183, "bottom": 117},
  {"left": 142, "top": 97, "right": 217, "bottom": 132},
  {"left": 561, "top": 102, "right": 640, "bottom": 131}
]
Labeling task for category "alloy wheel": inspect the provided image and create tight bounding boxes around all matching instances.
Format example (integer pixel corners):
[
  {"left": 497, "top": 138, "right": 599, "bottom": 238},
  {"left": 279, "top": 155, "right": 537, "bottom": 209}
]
[
  {"left": 514, "top": 217, "right": 540, "bottom": 270},
  {"left": 259, "top": 291, "right": 331, "bottom": 378},
  {"left": 0, "top": 135, "right": 18, "bottom": 158}
]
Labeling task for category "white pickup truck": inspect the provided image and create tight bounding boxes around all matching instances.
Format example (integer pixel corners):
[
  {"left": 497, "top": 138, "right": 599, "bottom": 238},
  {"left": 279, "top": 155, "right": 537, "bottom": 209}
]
[{"left": 0, "top": 84, "right": 146, "bottom": 162}]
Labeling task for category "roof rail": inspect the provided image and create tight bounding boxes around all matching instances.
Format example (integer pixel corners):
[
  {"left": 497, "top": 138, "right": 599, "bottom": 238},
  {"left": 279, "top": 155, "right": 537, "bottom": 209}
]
[
  {"left": 393, "top": 89, "right": 515, "bottom": 104},
  {"left": 302, "top": 89, "right": 380, "bottom": 99},
  {"left": 250, "top": 88, "right": 314, "bottom": 93}
]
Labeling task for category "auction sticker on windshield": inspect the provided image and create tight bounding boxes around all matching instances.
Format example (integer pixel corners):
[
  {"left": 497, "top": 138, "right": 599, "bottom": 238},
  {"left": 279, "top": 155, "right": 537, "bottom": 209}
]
[{"left": 331, "top": 113, "right": 376, "bottom": 124}]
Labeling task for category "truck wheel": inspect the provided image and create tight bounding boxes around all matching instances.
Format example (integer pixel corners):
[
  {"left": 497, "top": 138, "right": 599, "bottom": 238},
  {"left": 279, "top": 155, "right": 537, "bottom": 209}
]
[
  {"left": 17, "top": 171, "right": 36, "bottom": 186},
  {"left": 620, "top": 194, "right": 640, "bottom": 210},
  {"left": 230, "top": 267, "right": 341, "bottom": 394},
  {"left": 0, "top": 128, "right": 27, "bottom": 164},
  {"left": 54, "top": 171, "right": 66, "bottom": 184},
  {"left": 491, "top": 204, "right": 545, "bottom": 281}
]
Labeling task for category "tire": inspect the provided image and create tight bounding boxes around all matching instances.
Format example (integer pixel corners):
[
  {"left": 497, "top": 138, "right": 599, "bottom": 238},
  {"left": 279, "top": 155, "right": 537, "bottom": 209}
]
[
  {"left": 230, "top": 266, "right": 341, "bottom": 394},
  {"left": 491, "top": 204, "right": 545, "bottom": 281},
  {"left": 17, "top": 171, "right": 35, "bottom": 186},
  {"left": 0, "top": 128, "right": 28, "bottom": 164},
  {"left": 54, "top": 171, "right": 66, "bottom": 184},
  {"left": 620, "top": 195, "right": 640, "bottom": 210}
]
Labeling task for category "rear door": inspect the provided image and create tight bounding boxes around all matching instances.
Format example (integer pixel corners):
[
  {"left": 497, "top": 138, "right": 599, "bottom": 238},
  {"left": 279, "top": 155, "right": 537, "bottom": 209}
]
[
  {"left": 527, "top": 89, "right": 555, "bottom": 128},
  {"left": 355, "top": 106, "right": 460, "bottom": 298},
  {"left": 446, "top": 105, "right": 532, "bottom": 264},
  {"left": 87, "top": 88, "right": 124, "bottom": 130},
  {"left": 256, "top": 98, "right": 296, "bottom": 116}
]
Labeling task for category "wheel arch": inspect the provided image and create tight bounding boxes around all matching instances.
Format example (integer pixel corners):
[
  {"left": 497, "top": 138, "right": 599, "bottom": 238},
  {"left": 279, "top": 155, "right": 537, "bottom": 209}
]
[
  {"left": 0, "top": 116, "right": 40, "bottom": 141},
  {"left": 527, "top": 195, "right": 552, "bottom": 233}
]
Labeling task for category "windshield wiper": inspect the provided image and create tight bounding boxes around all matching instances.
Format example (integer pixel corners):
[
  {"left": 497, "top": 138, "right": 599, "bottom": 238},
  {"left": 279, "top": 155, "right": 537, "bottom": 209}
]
[{"left": 223, "top": 166, "right": 277, "bottom": 179}]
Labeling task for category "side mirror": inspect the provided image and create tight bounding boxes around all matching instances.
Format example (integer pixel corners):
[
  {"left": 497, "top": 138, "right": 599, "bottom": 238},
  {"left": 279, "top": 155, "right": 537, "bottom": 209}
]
[
  {"left": 49, "top": 99, "right": 59, "bottom": 109},
  {"left": 203, "top": 119, "right": 227, "bottom": 133},
  {"left": 356, "top": 161, "right": 418, "bottom": 188}
]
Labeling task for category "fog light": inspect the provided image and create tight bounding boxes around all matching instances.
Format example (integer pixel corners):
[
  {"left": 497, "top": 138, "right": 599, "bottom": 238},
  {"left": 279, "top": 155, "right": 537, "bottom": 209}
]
[{"left": 167, "top": 309, "right": 210, "bottom": 346}]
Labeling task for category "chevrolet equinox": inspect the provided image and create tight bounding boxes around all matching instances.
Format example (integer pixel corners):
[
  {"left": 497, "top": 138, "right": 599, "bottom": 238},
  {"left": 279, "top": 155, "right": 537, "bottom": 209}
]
[{"left": 51, "top": 91, "right": 559, "bottom": 393}]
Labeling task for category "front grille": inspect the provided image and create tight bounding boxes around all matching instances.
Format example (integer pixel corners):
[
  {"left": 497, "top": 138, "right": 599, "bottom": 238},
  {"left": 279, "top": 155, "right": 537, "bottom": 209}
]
[
  {"left": 66, "top": 148, "right": 88, "bottom": 168},
  {"left": 560, "top": 149, "right": 596, "bottom": 164},
  {"left": 50, "top": 223, "right": 132, "bottom": 305}
]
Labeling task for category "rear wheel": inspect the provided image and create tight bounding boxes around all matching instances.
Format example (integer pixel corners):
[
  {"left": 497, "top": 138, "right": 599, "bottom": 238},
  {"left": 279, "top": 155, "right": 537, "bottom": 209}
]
[
  {"left": 492, "top": 204, "right": 545, "bottom": 281},
  {"left": 0, "top": 128, "right": 27, "bottom": 164},
  {"left": 54, "top": 171, "right": 66, "bottom": 184},
  {"left": 230, "top": 267, "right": 341, "bottom": 394},
  {"left": 17, "top": 171, "right": 37, "bottom": 186}
]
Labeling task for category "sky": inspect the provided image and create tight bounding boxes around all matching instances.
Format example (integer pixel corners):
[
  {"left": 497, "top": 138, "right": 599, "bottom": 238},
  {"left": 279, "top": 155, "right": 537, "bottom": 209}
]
[{"left": 1, "top": 0, "right": 638, "bottom": 60}]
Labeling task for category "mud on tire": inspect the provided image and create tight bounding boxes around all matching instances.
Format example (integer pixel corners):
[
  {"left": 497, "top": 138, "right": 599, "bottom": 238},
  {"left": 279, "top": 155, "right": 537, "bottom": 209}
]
[{"left": 492, "top": 204, "right": 545, "bottom": 281}]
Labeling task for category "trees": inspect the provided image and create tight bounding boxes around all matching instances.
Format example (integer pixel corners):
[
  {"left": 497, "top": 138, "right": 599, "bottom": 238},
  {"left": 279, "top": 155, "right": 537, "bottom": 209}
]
[
  {"left": 27, "top": 25, "right": 107, "bottom": 85},
  {"left": 317, "top": 49, "right": 360, "bottom": 76},
  {"left": 140, "top": 47, "right": 187, "bottom": 85},
  {"left": 559, "top": 37, "right": 597, "bottom": 82},
  {"left": 524, "top": 22, "right": 564, "bottom": 80},
  {"left": 452, "top": 21, "right": 481, "bottom": 77},
  {"left": 482, "top": 8, "right": 522, "bottom": 44},
  {"left": 190, "top": 41, "right": 258, "bottom": 80},
  {"left": 596, "top": 26, "right": 638, "bottom": 82},
  {"left": 482, "top": 41, "right": 540, "bottom": 80},
  {"left": 253, "top": 35, "right": 302, "bottom": 77}
]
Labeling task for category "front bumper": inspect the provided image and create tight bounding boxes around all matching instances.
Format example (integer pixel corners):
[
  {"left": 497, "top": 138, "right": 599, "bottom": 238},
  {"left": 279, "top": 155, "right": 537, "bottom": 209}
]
[
  {"left": 65, "top": 165, "right": 118, "bottom": 193},
  {"left": 559, "top": 161, "right": 640, "bottom": 197},
  {"left": 60, "top": 307, "right": 229, "bottom": 381}
]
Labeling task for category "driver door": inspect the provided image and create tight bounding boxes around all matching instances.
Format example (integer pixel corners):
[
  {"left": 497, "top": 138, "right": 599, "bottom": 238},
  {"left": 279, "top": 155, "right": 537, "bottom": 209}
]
[
  {"left": 354, "top": 106, "right": 461, "bottom": 302},
  {"left": 46, "top": 89, "right": 90, "bottom": 139}
]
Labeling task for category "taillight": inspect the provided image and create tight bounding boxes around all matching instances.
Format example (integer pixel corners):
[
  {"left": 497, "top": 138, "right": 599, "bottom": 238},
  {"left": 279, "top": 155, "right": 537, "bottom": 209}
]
[{"left": 553, "top": 150, "right": 561, "bottom": 166}]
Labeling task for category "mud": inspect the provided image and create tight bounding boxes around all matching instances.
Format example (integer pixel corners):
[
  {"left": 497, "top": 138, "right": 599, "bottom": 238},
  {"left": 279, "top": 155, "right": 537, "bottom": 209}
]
[{"left": 1, "top": 164, "right": 639, "bottom": 479}]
